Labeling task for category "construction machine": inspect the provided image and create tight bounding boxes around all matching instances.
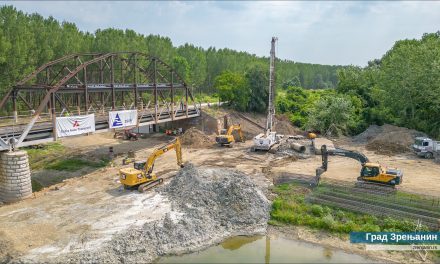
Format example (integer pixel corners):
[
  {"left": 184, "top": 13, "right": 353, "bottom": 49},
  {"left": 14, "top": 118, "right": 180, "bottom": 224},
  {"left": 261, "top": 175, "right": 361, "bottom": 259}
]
[
  {"left": 315, "top": 145, "right": 403, "bottom": 187},
  {"left": 215, "top": 124, "right": 245, "bottom": 147},
  {"left": 253, "top": 37, "right": 279, "bottom": 151},
  {"left": 119, "top": 137, "right": 184, "bottom": 192},
  {"left": 413, "top": 137, "right": 440, "bottom": 159}
]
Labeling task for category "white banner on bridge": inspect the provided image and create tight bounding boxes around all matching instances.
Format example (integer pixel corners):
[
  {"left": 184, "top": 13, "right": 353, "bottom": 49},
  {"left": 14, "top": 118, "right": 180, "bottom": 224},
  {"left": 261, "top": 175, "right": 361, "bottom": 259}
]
[
  {"left": 109, "top": 110, "right": 138, "bottom": 129},
  {"left": 56, "top": 114, "right": 95, "bottom": 138}
]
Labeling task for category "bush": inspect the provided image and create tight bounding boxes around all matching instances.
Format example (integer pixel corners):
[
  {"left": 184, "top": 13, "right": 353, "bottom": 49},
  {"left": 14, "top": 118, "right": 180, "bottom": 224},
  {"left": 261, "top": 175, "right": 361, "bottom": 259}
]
[
  {"left": 310, "top": 204, "right": 324, "bottom": 217},
  {"left": 360, "top": 223, "right": 381, "bottom": 232},
  {"left": 306, "top": 95, "right": 356, "bottom": 135},
  {"left": 322, "top": 214, "right": 336, "bottom": 229}
]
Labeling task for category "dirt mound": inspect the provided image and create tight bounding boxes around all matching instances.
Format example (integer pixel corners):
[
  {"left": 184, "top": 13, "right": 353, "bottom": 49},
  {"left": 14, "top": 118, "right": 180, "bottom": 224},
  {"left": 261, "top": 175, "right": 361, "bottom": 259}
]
[
  {"left": 61, "top": 164, "right": 269, "bottom": 263},
  {"left": 274, "top": 119, "right": 301, "bottom": 136},
  {"left": 355, "top": 124, "right": 426, "bottom": 155},
  {"left": 180, "top": 127, "right": 214, "bottom": 148}
]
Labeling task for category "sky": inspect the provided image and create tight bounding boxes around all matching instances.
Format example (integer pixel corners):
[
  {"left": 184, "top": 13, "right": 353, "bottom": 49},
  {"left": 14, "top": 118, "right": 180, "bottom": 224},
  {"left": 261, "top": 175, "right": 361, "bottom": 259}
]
[{"left": 2, "top": 1, "right": 440, "bottom": 66}]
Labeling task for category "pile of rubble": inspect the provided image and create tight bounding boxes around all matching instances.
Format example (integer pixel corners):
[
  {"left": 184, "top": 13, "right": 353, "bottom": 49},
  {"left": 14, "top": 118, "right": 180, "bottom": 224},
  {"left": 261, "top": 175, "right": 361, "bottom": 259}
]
[
  {"left": 272, "top": 137, "right": 312, "bottom": 159},
  {"left": 61, "top": 164, "right": 270, "bottom": 263},
  {"left": 180, "top": 127, "right": 215, "bottom": 148}
]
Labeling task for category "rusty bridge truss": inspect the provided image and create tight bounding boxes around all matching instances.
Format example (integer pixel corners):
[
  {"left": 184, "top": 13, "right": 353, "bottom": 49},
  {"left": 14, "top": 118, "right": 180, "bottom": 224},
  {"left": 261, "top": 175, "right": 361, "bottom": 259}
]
[{"left": 0, "top": 52, "right": 200, "bottom": 150}]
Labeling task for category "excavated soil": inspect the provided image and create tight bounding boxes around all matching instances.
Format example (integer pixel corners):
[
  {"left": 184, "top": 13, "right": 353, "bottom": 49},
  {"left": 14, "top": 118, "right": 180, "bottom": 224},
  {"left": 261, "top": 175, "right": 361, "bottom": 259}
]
[
  {"left": 59, "top": 164, "right": 270, "bottom": 263},
  {"left": 180, "top": 127, "right": 215, "bottom": 148},
  {"left": 274, "top": 114, "right": 303, "bottom": 136},
  {"left": 354, "top": 124, "right": 426, "bottom": 155}
]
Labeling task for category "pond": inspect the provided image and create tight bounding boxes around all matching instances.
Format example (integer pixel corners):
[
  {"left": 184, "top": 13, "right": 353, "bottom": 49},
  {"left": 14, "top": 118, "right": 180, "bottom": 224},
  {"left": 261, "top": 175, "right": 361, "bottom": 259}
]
[{"left": 158, "top": 235, "right": 375, "bottom": 263}]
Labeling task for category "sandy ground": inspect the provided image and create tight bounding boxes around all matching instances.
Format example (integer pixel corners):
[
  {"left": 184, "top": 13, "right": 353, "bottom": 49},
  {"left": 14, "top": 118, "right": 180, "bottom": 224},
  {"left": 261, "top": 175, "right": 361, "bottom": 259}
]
[{"left": 1, "top": 113, "right": 439, "bottom": 262}]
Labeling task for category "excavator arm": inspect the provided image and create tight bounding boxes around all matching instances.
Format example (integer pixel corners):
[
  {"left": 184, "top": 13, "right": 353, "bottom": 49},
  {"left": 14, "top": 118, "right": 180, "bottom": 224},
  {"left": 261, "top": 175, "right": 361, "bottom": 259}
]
[
  {"left": 315, "top": 145, "right": 370, "bottom": 185},
  {"left": 145, "top": 137, "right": 183, "bottom": 174},
  {"left": 228, "top": 124, "right": 245, "bottom": 142}
]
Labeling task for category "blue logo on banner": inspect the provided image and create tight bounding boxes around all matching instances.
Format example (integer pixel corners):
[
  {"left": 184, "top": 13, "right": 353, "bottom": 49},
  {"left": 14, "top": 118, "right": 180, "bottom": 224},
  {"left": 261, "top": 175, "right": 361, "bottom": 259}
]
[{"left": 112, "top": 114, "right": 123, "bottom": 127}]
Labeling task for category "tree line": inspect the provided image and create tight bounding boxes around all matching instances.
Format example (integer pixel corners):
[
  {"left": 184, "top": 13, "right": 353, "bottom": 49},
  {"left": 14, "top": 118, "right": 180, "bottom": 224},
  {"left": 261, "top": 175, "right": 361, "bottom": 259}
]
[
  {"left": 276, "top": 32, "right": 440, "bottom": 138},
  {"left": 0, "top": 5, "right": 341, "bottom": 96}
]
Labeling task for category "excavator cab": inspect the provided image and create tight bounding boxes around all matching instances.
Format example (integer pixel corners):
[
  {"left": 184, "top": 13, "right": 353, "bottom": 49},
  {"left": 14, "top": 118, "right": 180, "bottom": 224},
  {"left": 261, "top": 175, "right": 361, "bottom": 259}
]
[
  {"left": 360, "top": 165, "right": 380, "bottom": 177},
  {"left": 133, "top": 161, "right": 146, "bottom": 171},
  {"left": 219, "top": 129, "right": 228, "bottom": 135}
]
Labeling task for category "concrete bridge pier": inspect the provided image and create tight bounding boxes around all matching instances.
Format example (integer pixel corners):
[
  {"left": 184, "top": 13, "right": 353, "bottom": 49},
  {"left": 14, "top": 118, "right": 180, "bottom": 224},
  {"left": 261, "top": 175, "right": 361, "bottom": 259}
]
[{"left": 0, "top": 150, "right": 32, "bottom": 203}]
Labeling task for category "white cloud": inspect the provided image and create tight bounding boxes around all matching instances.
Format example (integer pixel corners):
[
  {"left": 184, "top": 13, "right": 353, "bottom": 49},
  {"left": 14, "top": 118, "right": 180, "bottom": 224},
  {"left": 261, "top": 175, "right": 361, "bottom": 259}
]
[{"left": 2, "top": 1, "right": 440, "bottom": 66}]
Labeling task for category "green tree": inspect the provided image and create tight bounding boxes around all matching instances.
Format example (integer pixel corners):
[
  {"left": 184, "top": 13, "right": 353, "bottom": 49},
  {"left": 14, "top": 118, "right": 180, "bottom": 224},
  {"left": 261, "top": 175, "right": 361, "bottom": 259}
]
[
  {"left": 306, "top": 95, "right": 355, "bottom": 135},
  {"left": 245, "top": 64, "right": 268, "bottom": 113},
  {"left": 214, "top": 71, "right": 249, "bottom": 111},
  {"left": 172, "top": 55, "right": 190, "bottom": 83}
]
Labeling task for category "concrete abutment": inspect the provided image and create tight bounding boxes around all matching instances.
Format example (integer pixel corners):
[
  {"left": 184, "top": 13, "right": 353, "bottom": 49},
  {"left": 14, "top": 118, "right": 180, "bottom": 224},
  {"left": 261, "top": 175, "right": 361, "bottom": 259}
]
[{"left": 0, "top": 150, "right": 32, "bottom": 203}]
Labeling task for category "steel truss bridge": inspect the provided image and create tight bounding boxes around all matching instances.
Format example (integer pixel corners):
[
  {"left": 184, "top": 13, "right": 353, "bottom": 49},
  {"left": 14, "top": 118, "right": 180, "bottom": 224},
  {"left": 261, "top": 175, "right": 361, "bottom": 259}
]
[{"left": 0, "top": 52, "right": 200, "bottom": 150}]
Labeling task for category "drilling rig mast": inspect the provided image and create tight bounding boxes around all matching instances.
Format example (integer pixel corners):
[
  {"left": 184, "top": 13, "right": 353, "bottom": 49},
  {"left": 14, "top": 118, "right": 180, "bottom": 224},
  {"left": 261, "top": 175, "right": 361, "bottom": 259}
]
[
  {"left": 266, "top": 36, "right": 277, "bottom": 134},
  {"left": 252, "top": 37, "right": 279, "bottom": 151}
]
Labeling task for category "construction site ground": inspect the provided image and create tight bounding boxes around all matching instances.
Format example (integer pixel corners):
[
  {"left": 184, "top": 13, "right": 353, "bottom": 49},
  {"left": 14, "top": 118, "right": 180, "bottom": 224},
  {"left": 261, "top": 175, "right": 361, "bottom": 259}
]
[{"left": 1, "top": 108, "right": 439, "bottom": 263}]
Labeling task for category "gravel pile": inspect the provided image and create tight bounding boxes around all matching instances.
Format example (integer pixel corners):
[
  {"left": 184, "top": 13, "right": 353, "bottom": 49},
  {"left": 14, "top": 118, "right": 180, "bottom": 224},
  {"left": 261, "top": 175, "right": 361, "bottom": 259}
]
[
  {"left": 353, "top": 124, "right": 426, "bottom": 155},
  {"left": 61, "top": 164, "right": 269, "bottom": 263}
]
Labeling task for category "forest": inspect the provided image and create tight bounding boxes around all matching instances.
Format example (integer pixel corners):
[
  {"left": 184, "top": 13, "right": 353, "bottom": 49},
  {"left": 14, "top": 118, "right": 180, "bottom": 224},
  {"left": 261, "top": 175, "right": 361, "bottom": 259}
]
[
  {"left": 1, "top": 6, "right": 439, "bottom": 138},
  {"left": 217, "top": 32, "right": 440, "bottom": 139},
  {"left": 0, "top": 5, "right": 340, "bottom": 96}
]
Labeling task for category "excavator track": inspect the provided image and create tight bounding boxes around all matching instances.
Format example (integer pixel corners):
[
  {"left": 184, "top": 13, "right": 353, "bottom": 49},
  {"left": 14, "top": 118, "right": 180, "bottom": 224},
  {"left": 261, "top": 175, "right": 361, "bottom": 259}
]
[
  {"left": 138, "top": 178, "right": 164, "bottom": 193},
  {"left": 355, "top": 180, "right": 396, "bottom": 193}
]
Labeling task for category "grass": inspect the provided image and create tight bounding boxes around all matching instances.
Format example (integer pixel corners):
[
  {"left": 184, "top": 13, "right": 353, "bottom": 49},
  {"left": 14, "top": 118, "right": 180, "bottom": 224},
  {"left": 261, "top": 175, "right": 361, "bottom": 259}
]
[
  {"left": 31, "top": 178, "right": 44, "bottom": 192},
  {"left": 46, "top": 158, "right": 109, "bottom": 172},
  {"left": 24, "top": 142, "right": 67, "bottom": 170},
  {"left": 24, "top": 142, "right": 109, "bottom": 171},
  {"left": 23, "top": 142, "right": 110, "bottom": 192},
  {"left": 270, "top": 183, "right": 429, "bottom": 234}
]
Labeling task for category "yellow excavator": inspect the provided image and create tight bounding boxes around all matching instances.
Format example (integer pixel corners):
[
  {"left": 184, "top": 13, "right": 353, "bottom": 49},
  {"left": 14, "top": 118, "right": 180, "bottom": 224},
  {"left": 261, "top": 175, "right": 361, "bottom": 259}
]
[
  {"left": 119, "top": 137, "right": 184, "bottom": 192},
  {"left": 215, "top": 124, "right": 245, "bottom": 147},
  {"left": 315, "top": 145, "right": 403, "bottom": 187}
]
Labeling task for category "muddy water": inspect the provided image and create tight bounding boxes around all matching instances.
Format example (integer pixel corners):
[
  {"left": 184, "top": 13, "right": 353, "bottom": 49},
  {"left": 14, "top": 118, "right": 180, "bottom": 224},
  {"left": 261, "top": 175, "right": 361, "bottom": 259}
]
[{"left": 158, "top": 235, "right": 375, "bottom": 263}]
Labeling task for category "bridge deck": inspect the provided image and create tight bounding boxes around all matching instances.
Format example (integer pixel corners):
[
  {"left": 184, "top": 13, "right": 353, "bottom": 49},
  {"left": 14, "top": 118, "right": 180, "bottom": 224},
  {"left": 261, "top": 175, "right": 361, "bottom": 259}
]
[{"left": 0, "top": 107, "right": 199, "bottom": 150}]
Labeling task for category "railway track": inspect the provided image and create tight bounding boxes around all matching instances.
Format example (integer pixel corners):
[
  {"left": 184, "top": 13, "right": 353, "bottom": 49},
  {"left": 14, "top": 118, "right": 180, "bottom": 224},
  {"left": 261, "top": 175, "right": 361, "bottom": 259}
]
[
  {"left": 308, "top": 192, "right": 440, "bottom": 229},
  {"left": 275, "top": 173, "right": 440, "bottom": 229}
]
